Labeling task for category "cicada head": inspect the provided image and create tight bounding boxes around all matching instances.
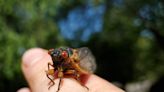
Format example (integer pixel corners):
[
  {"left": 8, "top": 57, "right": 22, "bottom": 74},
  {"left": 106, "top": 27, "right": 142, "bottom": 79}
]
[{"left": 48, "top": 47, "right": 72, "bottom": 62}]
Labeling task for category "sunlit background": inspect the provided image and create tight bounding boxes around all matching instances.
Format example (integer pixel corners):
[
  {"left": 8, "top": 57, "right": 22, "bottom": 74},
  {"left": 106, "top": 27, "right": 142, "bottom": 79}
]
[{"left": 0, "top": 0, "right": 164, "bottom": 92}]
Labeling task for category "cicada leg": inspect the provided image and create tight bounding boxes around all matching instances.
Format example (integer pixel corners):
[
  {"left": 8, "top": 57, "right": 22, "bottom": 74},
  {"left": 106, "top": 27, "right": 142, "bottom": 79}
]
[
  {"left": 56, "top": 77, "right": 62, "bottom": 92},
  {"left": 64, "top": 70, "right": 89, "bottom": 90},
  {"left": 48, "top": 62, "right": 54, "bottom": 69},
  {"left": 56, "top": 71, "right": 63, "bottom": 92},
  {"left": 46, "top": 62, "right": 55, "bottom": 90}
]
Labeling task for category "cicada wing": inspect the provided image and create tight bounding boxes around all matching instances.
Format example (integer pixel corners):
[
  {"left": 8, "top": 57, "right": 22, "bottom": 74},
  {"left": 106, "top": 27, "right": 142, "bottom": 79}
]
[{"left": 77, "top": 47, "right": 97, "bottom": 73}]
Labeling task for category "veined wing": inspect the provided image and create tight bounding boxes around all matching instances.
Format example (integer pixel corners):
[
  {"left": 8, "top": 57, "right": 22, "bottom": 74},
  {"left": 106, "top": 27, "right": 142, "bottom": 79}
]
[{"left": 77, "top": 47, "right": 97, "bottom": 73}]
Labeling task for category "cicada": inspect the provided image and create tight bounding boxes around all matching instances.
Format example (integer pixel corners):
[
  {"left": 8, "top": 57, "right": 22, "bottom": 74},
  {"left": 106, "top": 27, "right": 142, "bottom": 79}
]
[{"left": 46, "top": 47, "right": 97, "bottom": 92}]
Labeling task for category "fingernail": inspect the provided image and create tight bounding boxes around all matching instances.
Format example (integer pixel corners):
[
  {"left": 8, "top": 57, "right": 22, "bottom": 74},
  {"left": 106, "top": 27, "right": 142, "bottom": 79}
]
[
  {"left": 17, "top": 87, "right": 30, "bottom": 92},
  {"left": 22, "top": 48, "right": 46, "bottom": 67}
]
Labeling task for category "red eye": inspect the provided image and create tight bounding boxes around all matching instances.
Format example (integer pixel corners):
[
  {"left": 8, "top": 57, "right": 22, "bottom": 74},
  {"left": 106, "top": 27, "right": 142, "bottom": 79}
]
[{"left": 62, "top": 51, "right": 68, "bottom": 58}]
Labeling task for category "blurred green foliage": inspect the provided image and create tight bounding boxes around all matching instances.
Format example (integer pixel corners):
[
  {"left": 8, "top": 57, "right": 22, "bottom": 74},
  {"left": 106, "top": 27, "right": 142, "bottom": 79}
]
[{"left": 0, "top": 0, "right": 164, "bottom": 91}]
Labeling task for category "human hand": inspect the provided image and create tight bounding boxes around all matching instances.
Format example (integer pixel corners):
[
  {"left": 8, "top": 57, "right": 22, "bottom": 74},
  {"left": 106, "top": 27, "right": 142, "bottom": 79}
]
[{"left": 17, "top": 48, "right": 125, "bottom": 92}]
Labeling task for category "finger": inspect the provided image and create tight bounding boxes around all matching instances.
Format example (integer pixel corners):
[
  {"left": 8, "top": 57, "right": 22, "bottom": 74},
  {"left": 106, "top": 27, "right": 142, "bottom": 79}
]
[
  {"left": 86, "top": 75, "right": 125, "bottom": 92},
  {"left": 17, "top": 87, "right": 31, "bottom": 92},
  {"left": 22, "top": 48, "right": 87, "bottom": 92}
]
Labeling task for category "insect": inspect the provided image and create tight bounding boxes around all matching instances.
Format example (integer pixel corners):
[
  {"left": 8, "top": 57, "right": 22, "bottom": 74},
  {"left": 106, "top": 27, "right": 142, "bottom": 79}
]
[{"left": 45, "top": 47, "right": 96, "bottom": 92}]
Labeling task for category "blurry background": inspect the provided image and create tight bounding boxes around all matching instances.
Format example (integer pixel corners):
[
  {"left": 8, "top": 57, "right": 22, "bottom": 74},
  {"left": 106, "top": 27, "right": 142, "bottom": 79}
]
[{"left": 0, "top": 0, "right": 164, "bottom": 92}]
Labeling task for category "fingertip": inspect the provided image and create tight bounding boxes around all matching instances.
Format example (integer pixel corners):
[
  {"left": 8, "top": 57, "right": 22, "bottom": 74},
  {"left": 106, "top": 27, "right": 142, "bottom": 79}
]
[{"left": 22, "top": 48, "right": 47, "bottom": 67}]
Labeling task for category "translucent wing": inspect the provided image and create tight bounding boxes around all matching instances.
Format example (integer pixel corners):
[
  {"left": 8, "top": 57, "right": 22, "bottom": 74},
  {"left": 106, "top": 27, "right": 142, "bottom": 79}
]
[{"left": 77, "top": 47, "right": 97, "bottom": 73}]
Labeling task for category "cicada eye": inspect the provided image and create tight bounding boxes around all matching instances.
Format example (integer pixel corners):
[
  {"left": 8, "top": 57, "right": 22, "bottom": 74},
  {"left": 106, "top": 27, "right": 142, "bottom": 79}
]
[
  {"left": 52, "top": 50, "right": 60, "bottom": 57},
  {"left": 61, "top": 51, "right": 68, "bottom": 59},
  {"left": 48, "top": 49, "right": 60, "bottom": 58}
]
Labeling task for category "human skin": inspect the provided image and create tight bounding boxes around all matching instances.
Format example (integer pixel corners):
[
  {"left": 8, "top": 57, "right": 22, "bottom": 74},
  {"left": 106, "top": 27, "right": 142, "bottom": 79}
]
[{"left": 17, "top": 48, "right": 125, "bottom": 92}]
